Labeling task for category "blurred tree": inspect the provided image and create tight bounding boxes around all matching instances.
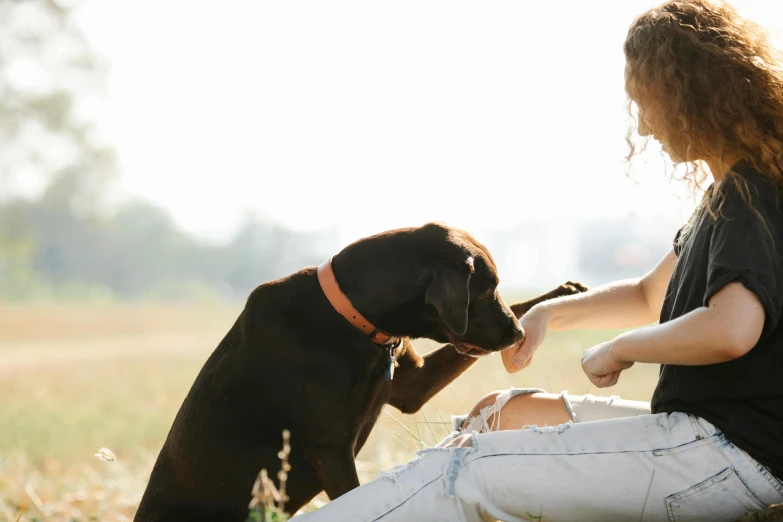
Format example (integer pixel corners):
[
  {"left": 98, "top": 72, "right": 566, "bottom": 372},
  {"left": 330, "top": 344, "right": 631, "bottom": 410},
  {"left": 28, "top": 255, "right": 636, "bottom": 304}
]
[
  {"left": 0, "top": 0, "right": 116, "bottom": 213},
  {"left": 0, "top": 0, "right": 119, "bottom": 300},
  {"left": 0, "top": 0, "right": 339, "bottom": 302}
]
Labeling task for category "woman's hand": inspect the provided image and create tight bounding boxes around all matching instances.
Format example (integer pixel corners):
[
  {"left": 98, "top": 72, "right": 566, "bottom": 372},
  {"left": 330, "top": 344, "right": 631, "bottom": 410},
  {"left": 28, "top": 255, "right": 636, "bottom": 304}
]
[
  {"left": 501, "top": 305, "right": 549, "bottom": 373},
  {"left": 581, "top": 337, "right": 634, "bottom": 388}
]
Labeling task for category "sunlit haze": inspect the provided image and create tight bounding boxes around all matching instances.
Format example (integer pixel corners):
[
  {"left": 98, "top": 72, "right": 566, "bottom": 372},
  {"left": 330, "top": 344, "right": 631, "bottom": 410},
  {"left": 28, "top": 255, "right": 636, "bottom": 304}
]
[{"left": 72, "top": 1, "right": 782, "bottom": 259}]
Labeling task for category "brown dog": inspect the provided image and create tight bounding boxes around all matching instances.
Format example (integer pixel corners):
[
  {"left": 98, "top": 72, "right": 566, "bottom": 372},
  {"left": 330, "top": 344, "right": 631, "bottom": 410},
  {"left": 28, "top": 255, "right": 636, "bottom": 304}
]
[{"left": 134, "top": 222, "right": 586, "bottom": 521}]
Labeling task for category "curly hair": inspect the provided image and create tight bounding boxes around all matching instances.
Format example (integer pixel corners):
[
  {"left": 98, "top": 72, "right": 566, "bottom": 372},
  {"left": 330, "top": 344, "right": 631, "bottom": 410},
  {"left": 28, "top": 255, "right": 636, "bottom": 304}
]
[{"left": 623, "top": 0, "right": 783, "bottom": 233}]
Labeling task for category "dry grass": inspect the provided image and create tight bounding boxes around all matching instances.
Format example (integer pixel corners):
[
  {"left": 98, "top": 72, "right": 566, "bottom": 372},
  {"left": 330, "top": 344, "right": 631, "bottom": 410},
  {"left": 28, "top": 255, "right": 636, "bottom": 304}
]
[{"left": 0, "top": 302, "right": 659, "bottom": 521}]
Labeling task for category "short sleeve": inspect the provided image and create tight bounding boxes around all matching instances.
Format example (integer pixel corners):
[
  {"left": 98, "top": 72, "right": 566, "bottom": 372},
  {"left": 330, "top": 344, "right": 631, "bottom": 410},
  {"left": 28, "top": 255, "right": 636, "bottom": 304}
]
[{"left": 704, "top": 177, "right": 783, "bottom": 333}]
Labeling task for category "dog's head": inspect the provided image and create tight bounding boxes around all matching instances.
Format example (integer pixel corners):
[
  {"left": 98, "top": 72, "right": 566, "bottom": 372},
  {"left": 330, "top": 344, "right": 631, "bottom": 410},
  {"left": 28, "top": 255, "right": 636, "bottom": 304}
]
[
  {"left": 413, "top": 222, "right": 523, "bottom": 356},
  {"left": 333, "top": 222, "right": 524, "bottom": 355}
]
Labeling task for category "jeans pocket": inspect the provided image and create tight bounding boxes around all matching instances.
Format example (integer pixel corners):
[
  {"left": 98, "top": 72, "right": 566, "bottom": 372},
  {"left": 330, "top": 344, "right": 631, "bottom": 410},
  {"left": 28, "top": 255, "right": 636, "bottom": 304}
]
[{"left": 665, "top": 467, "right": 766, "bottom": 522}]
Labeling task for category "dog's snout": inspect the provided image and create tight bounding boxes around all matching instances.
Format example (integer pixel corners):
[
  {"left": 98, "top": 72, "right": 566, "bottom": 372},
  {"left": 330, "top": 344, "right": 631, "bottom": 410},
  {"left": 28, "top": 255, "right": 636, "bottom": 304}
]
[{"left": 512, "top": 322, "right": 525, "bottom": 343}]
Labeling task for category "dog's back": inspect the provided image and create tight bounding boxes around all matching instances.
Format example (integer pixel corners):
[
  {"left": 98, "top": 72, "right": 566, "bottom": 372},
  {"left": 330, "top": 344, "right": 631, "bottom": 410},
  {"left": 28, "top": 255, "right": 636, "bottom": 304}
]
[{"left": 136, "top": 270, "right": 316, "bottom": 520}]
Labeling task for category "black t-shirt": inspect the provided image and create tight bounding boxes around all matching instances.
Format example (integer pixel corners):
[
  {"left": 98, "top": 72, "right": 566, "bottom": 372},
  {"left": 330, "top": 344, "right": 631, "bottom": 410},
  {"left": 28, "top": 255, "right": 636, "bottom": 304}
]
[{"left": 651, "top": 161, "right": 783, "bottom": 479}]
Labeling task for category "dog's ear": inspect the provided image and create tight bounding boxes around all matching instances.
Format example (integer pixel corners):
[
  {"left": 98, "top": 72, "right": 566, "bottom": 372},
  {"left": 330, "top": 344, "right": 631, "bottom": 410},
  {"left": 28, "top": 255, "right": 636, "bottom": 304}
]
[{"left": 425, "top": 256, "right": 474, "bottom": 336}]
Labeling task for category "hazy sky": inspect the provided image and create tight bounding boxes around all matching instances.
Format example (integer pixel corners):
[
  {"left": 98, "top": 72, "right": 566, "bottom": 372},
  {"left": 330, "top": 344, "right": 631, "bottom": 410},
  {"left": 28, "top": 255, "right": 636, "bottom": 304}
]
[{"left": 74, "top": 0, "right": 782, "bottom": 245}]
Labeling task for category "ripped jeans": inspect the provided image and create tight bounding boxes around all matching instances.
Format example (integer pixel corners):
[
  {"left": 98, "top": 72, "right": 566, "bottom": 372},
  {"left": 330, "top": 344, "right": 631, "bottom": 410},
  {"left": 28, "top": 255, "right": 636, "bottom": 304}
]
[
  {"left": 293, "top": 389, "right": 783, "bottom": 522},
  {"left": 451, "top": 387, "right": 652, "bottom": 434}
]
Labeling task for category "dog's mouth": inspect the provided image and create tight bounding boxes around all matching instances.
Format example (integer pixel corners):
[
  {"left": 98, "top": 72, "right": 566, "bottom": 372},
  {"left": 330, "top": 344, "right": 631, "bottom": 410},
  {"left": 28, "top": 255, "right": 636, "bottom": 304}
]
[{"left": 452, "top": 342, "right": 492, "bottom": 358}]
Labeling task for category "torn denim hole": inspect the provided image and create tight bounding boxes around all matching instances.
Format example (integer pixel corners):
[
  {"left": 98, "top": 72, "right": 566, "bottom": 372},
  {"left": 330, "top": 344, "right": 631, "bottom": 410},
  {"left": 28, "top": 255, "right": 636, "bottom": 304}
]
[
  {"left": 460, "top": 388, "right": 546, "bottom": 435},
  {"left": 376, "top": 458, "right": 421, "bottom": 494},
  {"left": 435, "top": 430, "right": 461, "bottom": 448},
  {"left": 525, "top": 422, "right": 573, "bottom": 435},
  {"left": 451, "top": 414, "right": 468, "bottom": 433},
  {"left": 582, "top": 393, "right": 620, "bottom": 407},
  {"left": 415, "top": 431, "right": 479, "bottom": 499},
  {"left": 442, "top": 447, "right": 471, "bottom": 499},
  {"left": 559, "top": 389, "right": 577, "bottom": 422}
]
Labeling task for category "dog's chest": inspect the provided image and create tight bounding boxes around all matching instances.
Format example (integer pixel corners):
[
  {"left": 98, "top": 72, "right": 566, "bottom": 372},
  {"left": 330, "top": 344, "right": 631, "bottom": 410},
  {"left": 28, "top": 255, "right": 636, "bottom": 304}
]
[{"left": 348, "top": 357, "right": 391, "bottom": 445}]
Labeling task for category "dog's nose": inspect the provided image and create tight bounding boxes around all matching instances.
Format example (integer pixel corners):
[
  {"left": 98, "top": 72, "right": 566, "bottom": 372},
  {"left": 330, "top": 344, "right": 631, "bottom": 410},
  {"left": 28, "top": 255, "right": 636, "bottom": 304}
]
[{"left": 513, "top": 323, "right": 525, "bottom": 343}]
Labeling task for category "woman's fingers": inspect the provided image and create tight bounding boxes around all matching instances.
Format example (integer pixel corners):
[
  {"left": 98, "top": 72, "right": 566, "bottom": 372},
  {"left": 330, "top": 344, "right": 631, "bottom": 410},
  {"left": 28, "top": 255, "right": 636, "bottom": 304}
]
[{"left": 591, "top": 370, "right": 623, "bottom": 388}]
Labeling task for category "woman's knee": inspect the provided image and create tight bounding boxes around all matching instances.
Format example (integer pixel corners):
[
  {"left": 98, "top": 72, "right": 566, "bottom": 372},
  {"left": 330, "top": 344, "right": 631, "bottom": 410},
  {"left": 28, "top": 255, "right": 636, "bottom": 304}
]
[
  {"left": 498, "top": 392, "right": 572, "bottom": 430},
  {"left": 463, "top": 390, "right": 574, "bottom": 434}
]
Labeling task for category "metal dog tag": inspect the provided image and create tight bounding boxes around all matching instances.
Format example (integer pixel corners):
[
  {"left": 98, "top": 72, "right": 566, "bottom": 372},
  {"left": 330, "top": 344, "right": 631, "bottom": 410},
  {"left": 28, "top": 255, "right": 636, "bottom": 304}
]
[{"left": 385, "top": 345, "right": 397, "bottom": 381}]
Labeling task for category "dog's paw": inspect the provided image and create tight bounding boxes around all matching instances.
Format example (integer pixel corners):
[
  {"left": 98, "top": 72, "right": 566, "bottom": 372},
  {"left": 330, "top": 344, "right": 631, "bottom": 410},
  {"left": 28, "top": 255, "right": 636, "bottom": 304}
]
[{"left": 558, "top": 281, "right": 589, "bottom": 296}]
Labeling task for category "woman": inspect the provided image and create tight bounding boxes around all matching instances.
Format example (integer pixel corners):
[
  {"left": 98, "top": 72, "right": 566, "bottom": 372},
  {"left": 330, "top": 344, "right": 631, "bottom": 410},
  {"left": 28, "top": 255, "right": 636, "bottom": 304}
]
[{"left": 294, "top": 1, "right": 783, "bottom": 520}]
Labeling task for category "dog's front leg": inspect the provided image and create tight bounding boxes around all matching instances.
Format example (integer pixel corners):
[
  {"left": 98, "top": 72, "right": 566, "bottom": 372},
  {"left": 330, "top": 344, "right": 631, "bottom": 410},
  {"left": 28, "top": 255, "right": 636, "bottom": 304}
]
[
  {"left": 387, "top": 282, "right": 589, "bottom": 415},
  {"left": 509, "top": 281, "right": 588, "bottom": 319},
  {"left": 305, "top": 443, "right": 360, "bottom": 501},
  {"left": 387, "top": 342, "right": 478, "bottom": 415}
]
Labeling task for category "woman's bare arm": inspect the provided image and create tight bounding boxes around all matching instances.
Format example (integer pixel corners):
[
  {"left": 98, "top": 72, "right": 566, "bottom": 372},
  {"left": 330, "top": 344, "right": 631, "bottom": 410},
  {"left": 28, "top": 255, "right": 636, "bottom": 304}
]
[
  {"left": 502, "top": 250, "right": 677, "bottom": 372},
  {"left": 542, "top": 249, "right": 677, "bottom": 330}
]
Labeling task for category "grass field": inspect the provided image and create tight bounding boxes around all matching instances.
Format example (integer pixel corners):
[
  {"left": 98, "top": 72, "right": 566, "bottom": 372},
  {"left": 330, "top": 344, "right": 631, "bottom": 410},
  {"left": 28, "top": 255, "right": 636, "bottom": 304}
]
[{"left": 0, "top": 301, "right": 660, "bottom": 521}]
